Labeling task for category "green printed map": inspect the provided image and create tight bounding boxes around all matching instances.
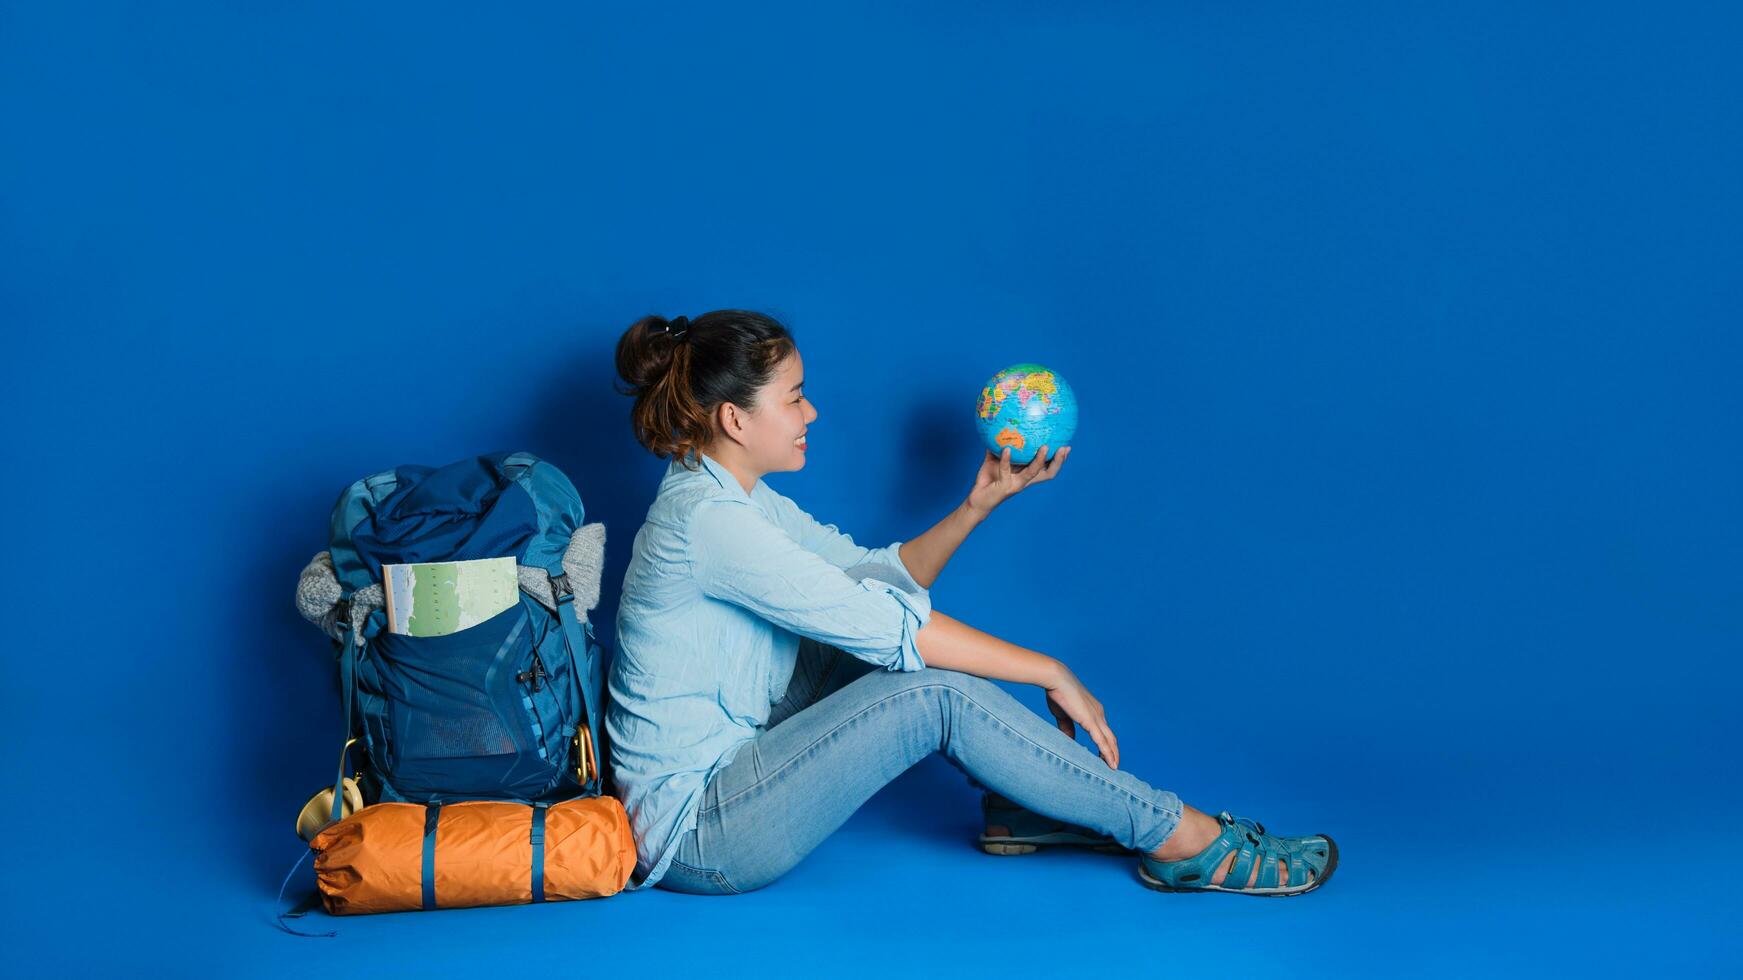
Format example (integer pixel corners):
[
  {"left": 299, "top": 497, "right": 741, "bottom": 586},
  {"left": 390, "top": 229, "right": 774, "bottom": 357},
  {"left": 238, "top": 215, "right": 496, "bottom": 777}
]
[{"left": 383, "top": 556, "right": 519, "bottom": 637}]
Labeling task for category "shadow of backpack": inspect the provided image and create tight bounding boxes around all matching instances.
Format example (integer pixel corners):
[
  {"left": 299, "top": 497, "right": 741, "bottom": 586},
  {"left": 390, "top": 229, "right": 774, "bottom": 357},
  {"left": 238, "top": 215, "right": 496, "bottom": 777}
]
[{"left": 294, "top": 451, "right": 609, "bottom": 818}]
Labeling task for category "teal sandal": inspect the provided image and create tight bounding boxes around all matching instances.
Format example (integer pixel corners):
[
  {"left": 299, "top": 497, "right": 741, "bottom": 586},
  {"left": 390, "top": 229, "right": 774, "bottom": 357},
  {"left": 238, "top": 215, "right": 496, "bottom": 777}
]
[
  {"left": 978, "top": 790, "right": 1133, "bottom": 856},
  {"left": 1137, "top": 811, "right": 1337, "bottom": 897}
]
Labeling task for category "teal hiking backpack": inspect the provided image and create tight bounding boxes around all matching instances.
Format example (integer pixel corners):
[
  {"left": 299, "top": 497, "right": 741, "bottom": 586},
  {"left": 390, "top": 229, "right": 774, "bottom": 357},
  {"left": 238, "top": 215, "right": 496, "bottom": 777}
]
[{"left": 294, "top": 451, "right": 610, "bottom": 816}]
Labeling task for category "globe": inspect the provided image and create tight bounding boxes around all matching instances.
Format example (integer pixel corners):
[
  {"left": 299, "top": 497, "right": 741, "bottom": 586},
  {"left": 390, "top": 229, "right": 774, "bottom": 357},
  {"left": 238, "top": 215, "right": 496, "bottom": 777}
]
[{"left": 974, "top": 363, "right": 1078, "bottom": 466}]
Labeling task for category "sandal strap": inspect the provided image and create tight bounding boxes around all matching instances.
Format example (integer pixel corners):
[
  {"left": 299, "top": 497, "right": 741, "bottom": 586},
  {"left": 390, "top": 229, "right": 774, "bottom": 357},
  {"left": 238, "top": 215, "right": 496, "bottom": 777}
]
[
  {"left": 1150, "top": 811, "right": 1245, "bottom": 888},
  {"left": 1286, "top": 850, "right": 1311, "bottom": 887},
  {"left": 1223, "top": 834, "right": 1261, "bottom": 890},
  {"left": 1223, "top": 814, "right": 1297, "bottom": 890},
  {"left": 1187, "top": 828, "right": 1240, "bottom": 884},
  {"left": 1254, "top": 837, "right": 1285, "bottom": 889}
]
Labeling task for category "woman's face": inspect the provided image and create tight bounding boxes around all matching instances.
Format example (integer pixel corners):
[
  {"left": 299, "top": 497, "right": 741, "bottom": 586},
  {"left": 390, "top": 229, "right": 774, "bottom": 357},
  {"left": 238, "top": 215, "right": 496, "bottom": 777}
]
[
  {"left": 721, "top": 349, "right": 817, "bottom": 476},
  {"left": 755, "top": 350, "right": 816, "bottom": 472}
]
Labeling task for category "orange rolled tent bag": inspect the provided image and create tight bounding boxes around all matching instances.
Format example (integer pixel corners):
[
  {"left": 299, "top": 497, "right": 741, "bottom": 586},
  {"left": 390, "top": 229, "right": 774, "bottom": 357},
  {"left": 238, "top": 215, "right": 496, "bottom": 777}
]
[{"left": 310, "top": 796, "right": 635, "bottom": 915}]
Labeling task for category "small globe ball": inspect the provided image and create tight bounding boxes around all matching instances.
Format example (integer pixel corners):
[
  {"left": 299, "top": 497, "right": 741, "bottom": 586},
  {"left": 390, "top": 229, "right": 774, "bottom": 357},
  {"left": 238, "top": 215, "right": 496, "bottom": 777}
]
[{"left": 974, "top": 363, "right": 1078, "bottom": 466}]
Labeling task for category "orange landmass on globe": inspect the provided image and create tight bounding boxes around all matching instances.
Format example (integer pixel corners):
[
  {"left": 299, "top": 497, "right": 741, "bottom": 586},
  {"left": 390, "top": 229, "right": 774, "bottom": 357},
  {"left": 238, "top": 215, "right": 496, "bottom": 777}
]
[
  {"left": 1023, "top": 372, "right": 1058, "bottom": 398},
  {"left": 978, "top": 370, "right": 1058, "bottom": 420},
  {"left": 994, "top": 428, "right": 1026, "bottom": 450}
]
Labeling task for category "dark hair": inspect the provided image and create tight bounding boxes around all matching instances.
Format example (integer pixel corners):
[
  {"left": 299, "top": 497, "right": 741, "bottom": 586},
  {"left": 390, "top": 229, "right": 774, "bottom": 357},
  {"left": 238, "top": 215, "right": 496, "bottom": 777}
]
[{"left": 613, "top": 309, "right": 798, "bottom": 470}]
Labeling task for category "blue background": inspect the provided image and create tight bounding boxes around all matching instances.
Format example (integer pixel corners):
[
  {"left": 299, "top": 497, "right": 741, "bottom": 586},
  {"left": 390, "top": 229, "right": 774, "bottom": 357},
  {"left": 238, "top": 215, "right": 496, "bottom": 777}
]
[{"left": 3, "top": 1, "right": 1738, "bottom": 974}]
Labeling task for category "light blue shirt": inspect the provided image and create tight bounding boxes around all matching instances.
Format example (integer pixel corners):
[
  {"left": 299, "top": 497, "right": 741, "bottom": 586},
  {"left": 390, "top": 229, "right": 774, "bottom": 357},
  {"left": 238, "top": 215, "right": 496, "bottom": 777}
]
[{"left": 607, "top": 449, "right": 932, "bottom": 889}]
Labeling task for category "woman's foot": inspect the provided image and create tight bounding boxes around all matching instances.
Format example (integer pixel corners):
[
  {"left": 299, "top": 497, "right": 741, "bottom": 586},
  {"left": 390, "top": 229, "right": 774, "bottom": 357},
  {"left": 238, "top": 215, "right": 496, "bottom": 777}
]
[{"left": 1140, "top": 805, "right": 1336, "bottom": 896}]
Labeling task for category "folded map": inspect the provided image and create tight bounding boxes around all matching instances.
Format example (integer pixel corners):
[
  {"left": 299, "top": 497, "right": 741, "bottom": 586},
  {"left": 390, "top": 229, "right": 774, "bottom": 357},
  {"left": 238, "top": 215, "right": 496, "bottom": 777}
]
[{"left": 382, "top": 556, "right": 519, "bottom": 637}]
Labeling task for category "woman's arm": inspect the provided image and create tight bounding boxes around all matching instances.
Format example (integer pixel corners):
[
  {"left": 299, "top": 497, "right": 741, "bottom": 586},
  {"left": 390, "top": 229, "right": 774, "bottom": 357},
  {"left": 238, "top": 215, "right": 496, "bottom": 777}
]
[
  {"left": 896, "top": 502, "right": 985, "bottom": 590},
  {"left": 911, "top": 608, "right": 1058, "bottom": 686},
  {"left": 692, "top": 498, "right": 931, "bottom": 671},
  {"left": 913, "top": 607, "right": 1119, "bottom": 768},
  {"left": 898, "top": 445, "right": 1073, "bottom": 590}
]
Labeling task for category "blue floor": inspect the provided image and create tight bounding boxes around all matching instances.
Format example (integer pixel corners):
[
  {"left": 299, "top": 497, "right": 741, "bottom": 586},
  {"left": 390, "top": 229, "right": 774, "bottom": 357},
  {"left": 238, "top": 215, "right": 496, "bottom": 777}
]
[{"left": 113, "top": 750, "right": 1738, "bottom": 976}]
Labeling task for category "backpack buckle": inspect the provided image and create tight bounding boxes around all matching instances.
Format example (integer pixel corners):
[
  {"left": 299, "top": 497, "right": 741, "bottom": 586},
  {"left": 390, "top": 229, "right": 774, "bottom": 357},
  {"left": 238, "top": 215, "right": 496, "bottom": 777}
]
[
  {"left": 549, "top": 573, "right": 573, "bottom": 604},
  {"left": 334, "top": 598, "right": 352, "bottom": 630}
]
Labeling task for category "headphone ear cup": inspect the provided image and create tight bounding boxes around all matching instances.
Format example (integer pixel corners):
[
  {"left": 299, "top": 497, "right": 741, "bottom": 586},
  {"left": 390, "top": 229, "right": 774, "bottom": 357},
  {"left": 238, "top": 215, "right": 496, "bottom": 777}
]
[{"left": 295, "top": 777, "right": 364, "bottom": 842}]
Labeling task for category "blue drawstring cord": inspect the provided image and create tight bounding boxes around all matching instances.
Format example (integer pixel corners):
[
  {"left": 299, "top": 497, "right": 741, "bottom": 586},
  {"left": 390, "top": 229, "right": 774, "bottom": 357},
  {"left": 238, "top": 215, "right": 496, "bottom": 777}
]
[{"left": 273, "top": 847, "right": 335, "bottom": 938}]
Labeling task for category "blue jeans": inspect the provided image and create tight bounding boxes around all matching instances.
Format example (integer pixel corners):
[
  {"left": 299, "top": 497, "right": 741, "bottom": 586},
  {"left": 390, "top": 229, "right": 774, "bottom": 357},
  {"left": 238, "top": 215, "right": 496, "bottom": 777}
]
[{"left": 655, "top": 637, "right": 1184, "bottom": 895}]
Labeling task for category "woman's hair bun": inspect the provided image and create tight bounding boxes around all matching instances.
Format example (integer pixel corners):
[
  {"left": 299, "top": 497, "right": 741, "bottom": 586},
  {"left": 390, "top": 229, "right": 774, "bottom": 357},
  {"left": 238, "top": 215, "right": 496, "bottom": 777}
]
[
  {"left": 612, "top": 310, "right": 796, "bottom": 468},
  {"left": 613, "top": 314, "right": 688, "bottom": 391}
]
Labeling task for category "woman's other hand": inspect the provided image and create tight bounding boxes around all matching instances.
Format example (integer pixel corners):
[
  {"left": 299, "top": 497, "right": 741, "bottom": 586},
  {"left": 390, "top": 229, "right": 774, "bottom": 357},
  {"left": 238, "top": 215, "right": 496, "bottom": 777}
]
[
  {"left": 967, "top": 444, "right": 1070, "bottom": 517},
  {"left": 1042, "top": 660, "right": 1119, "bottom": 770}
]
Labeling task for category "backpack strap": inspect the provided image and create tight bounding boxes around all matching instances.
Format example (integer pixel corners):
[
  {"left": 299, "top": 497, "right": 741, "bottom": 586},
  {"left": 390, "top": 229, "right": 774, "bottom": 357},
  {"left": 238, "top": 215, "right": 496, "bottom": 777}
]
[
  {"left": 549, "top": 572, "right": 600, "bottom": 790},
  {"left": 330, "top": 607, "right": 361, "bottom": 826},
  {"left": 530, "top": 802, "right": 550, "bottom": 903},
  {"left": 421, "top": 804, "right": 442, "bottom": 910}
]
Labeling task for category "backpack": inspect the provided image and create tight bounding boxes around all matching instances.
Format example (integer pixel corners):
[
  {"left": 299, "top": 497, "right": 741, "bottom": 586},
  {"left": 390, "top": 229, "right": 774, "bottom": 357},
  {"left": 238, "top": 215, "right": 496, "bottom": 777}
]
[{"left": 294, "top": 451, "right": 609, "bottom": 817}]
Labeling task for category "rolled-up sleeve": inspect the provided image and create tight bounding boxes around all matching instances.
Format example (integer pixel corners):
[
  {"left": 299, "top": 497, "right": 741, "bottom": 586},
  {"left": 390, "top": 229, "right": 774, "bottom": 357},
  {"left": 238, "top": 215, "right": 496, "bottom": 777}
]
[{"left": 689, "top": 498, "right": 928, "bottom": 671}]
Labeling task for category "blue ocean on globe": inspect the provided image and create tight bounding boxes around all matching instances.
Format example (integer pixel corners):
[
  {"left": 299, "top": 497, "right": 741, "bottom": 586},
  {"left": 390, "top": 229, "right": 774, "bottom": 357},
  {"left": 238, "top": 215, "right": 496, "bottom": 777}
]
[{"left": 974, "top": 363, "right": 1078, "bottom": 465}]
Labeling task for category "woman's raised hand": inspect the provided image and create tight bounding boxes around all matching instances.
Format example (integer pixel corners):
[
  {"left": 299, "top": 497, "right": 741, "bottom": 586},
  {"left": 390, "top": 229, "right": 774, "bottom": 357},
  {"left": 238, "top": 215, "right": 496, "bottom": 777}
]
[
  {"left": 967, "top": 444, "right": 1070, "bottom": 517},
  {"left": 1043, "top": 661, "right": 1120, "bottom": 770}
]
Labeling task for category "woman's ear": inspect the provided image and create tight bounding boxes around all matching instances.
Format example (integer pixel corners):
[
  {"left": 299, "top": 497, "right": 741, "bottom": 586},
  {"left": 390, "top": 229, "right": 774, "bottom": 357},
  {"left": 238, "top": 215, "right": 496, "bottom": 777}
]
[{"left": 716, "top": 401, "right": 750, "bottom": 447}]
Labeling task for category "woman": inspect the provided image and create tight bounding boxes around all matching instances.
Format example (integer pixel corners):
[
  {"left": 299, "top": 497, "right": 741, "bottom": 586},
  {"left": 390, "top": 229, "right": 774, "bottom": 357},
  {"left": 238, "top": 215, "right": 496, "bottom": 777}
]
[{"left": 607, "top": 309, "right": 1337, "bottom": 897}]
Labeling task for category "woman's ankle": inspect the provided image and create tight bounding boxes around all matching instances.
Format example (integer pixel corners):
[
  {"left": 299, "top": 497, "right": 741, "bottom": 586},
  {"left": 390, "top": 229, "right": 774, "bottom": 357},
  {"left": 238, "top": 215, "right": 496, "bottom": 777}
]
[{"left": 1148, "top": 804, "right": 1219, "bottom": 861}]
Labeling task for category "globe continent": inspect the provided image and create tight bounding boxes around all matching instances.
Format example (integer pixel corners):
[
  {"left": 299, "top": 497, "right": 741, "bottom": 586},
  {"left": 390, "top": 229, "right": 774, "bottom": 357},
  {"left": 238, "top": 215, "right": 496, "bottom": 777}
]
[{"left": 974, "top": 363, "right": 1078, "bottom": 466}]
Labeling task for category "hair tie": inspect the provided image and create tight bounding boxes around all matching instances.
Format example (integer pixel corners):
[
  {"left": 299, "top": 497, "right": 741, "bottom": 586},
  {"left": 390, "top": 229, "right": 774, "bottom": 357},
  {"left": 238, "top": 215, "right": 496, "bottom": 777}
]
[{"left": 665, "top": 315, "right": 690, "bottom": 341}]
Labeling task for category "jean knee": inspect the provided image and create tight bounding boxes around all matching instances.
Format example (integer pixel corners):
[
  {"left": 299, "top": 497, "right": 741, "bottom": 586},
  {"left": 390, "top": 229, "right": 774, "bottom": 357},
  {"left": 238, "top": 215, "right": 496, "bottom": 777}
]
[
  {"left": 921, "top": 667, "right": 1002, "bottom": 698},
  {"left": 852, "top": 666, "right": 1011, "bottom": 727},
  {"left": 867, "top": 664, "right": 994, "bottom": 695}
]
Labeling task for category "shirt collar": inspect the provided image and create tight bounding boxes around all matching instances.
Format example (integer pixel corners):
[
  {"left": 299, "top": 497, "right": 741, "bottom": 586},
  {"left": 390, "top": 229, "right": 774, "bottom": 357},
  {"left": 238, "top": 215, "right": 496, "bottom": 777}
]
[{"left": 681, "top": 449, "right": 756, "bottom": 502}]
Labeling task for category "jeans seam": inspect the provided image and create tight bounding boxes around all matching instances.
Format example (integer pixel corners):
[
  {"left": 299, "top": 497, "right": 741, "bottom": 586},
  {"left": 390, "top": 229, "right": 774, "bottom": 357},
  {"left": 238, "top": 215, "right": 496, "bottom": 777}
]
[
  {"left": 667, "top": 858, "right": 741, "bottom": 895},
  {"left": 810, "top": 645, "right": 842, "bottom": 704},
  {"left": 704, "top": 681, "right": 1181, "bottom": 822}
]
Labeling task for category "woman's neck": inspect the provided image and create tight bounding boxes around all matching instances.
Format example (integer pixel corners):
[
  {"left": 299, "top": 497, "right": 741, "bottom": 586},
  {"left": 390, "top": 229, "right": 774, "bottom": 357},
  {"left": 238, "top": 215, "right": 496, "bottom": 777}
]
[{"left": 700, "top": 442, "right": 762, "bottom": 496}]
